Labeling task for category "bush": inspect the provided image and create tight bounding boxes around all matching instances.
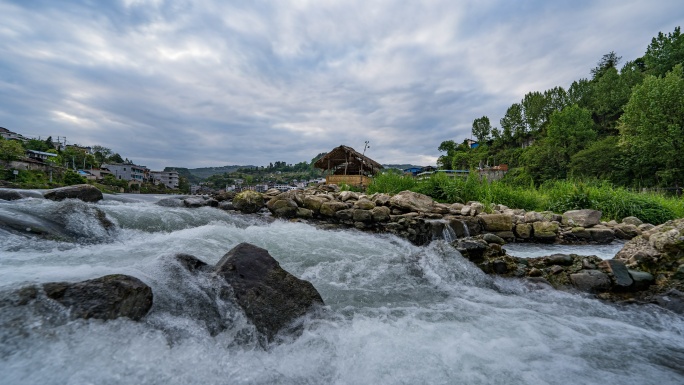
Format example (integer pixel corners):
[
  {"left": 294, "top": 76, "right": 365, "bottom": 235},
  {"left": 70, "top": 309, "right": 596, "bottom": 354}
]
[
  {"left": 367, "top": 170, "right": 682, "bottom": 224},
  {"left": 62, "top": 170, "right": 87, "bottom": 186},
  {"left": 367, "top": 172, "right": 417, "bottom": 195}
]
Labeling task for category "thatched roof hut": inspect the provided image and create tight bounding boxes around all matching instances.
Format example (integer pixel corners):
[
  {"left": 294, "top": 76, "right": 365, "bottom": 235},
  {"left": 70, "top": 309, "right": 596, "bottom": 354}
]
[{"left": 314, "top": 145, "right": 383, "bottom": 186}]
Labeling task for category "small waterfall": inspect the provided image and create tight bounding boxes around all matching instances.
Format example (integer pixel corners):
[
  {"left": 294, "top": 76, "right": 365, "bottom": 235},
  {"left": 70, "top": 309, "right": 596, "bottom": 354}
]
[
  {"left": 458, "top": 220, "right": 470, "bottom": 237},
  {"left": 442, "top": 222, "right": 456, "bottom": 243}
]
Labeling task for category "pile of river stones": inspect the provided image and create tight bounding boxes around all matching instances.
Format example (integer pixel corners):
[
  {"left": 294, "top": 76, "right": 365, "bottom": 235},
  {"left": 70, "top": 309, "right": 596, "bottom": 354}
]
[{"left": 182, "top": 185, "right": 656, "bottom": 246}]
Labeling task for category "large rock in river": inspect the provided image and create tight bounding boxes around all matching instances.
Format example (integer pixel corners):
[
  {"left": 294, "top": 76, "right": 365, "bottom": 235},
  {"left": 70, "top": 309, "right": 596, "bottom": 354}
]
[
  {"left": 232, "top": 190, "right": 265, "bottom": 214},
  {"left": 42, "top": 274, "right": 153, "bottom": 321},
  {"left": 266, "top": 194, "right": 299, "bottom": 218},
  {"left": 43, "top": 184, "right": 103, "bottom": 203},
  {"left": 562, "top": 209, "right": 602, "bottom": 227},
  {"left": 389, "top": 191, "right": 434, "bottom": 213},
  {"left": 614, "top": 218, "right": 684, "bottom": 295},
  {"left": 215, "top": 243, "right": 324, "bottom": 340}
]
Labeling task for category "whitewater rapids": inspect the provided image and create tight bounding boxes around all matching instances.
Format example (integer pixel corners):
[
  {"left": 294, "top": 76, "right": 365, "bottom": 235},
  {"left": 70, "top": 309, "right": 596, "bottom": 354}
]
[{"left": 0, "top": 195, "right": 682, "bottom": 384}]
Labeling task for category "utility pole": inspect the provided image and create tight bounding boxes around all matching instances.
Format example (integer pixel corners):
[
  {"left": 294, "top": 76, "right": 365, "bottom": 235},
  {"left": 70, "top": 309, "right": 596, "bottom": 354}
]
[{"left": 359, "top": 140, "right": 370, "bottom": 185}]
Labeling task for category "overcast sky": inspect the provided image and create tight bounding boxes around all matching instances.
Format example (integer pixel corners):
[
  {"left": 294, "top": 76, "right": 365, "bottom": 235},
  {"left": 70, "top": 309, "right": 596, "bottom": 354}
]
[{"left": 1, "top": 0, "right": 682, "bottom": 170}]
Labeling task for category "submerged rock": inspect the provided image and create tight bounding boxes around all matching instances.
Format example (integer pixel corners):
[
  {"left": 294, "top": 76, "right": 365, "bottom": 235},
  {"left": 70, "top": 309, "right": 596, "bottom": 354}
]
[
  {"left": 43, "top": 184, "right": 103, "bottom": 203},
  {"left": 42, "top": 274, "right": 153, "bottom": 321},
  {"left": 215, "top": 243, "right": 324, "bottom": 341}
]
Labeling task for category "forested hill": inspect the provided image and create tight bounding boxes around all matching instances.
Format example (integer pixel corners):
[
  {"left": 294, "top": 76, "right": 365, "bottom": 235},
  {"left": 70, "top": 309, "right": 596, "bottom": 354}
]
[
  {"left": 179, "top": 165, "right": 254, "bottom": 180},
  {"left": 438, "top": 27, "right": 683, "bottom": 189}
]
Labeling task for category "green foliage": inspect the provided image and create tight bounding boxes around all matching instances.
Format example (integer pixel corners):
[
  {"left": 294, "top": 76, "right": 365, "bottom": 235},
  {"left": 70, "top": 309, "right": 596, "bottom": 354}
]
[
  {"left": 569, "top": 136, "right": 628, "bottom": 184},
  {"left": 591, "top": 67, "right": 632, "bottom": 133},
  {"left": 25, "top": 138, "right": 52, "bottom": 152},
  {"left": 471, "top": 116, "right": 491, "bottom": 142},
  {"left": 0, "top": 138, "right": 25, "bottom": 163},
  {"left": 178, "top": 176, "right": 190, "bottom": 194},
  {"left": 644, "top": 26, "right": 684, "bottom": 77},
  {"left": 620, "top": 64, "right": 684, "bottom": 187},
  {"left": 367, "top": 172, "right": 417, "bottom": 195},
  {"left": 591, "top": 51, "right": 622, "bottom": 79},
  {"left": 521, "top": 91, "right": 547, "bottom": 133},
  {"left": 101, "top": 174, "right": 129, "bottom": 191},
  {"left": 6, "top": 169, "right": 52, "bottom": 188},
  {"left": 544, "top": 180, "right": 677, "bottom": 225},
  {"left": 62, "top": 170, "right": 87, "bottom": 186},
  {"left": 414, "top": 172, "right": 462, "bottom": 202},
  {"left": 368, "top": 173, "right": 683, "bottom": 224},
  {"left": 500, "top": 103, "right": 526, "bottom": 145}
]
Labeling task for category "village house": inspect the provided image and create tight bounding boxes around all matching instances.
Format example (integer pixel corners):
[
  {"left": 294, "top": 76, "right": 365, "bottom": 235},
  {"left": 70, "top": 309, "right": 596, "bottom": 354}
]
[
  {"left": 102, "top": 163, "right": 148, "bottom": 184},
  {"left": 149, "top": 170, "right": 180, "bottom": 189},
  {"left": 0, "top": 127, "right": 27, "bottom": 141}
]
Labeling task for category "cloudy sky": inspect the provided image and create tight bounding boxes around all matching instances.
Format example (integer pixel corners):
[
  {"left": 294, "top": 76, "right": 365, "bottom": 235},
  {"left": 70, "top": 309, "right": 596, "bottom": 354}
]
[{"left": 1, "top": 0, "right": 682, "bottom": 170}]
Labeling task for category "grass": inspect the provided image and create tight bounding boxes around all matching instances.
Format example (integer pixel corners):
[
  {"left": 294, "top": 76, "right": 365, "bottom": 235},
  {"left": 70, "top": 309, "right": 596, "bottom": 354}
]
[{"left": 367, "top": 172, "right": 684, "bottom": 224}]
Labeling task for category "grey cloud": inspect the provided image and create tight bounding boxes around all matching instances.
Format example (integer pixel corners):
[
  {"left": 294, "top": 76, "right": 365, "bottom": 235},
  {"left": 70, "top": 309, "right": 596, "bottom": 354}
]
[{"left": 0, "top": 0, "right": 682, "bottom": 169}]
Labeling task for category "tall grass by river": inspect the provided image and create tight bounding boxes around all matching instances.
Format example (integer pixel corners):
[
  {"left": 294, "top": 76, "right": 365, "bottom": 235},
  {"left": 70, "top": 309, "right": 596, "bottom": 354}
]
[{"left": 367, "top": 172, "right": 684, "bottom": 225}]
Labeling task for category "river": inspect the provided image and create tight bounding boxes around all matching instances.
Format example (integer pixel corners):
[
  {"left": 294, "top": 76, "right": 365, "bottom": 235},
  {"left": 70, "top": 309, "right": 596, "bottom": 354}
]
[{"left": 1, "top": 195, "right": 682, "bottom": 384}]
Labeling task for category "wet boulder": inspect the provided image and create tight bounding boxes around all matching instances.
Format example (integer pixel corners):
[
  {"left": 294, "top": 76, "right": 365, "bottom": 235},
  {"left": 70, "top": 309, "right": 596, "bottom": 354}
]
[
  {"left": 0, "top": 188, "right": 25, "bottom": 201},
  {"left": 215, "top": 243, "right": 324, "bottom": 340},
  {"left": 480, "top": 214, "right": 513, "bottom": 232},
  {"left": 320, "top": 201, "right": 348, "bottom": 217},
  {"left": 570, "top": 270, "right": 611, "bottom": 293},
  {"left": 266, "top": 195, "right": 299, "bottom": 218},
  {"left": 156, "top": 198, "right": 184, "bottom": 207},
  {"left": 389, "top": 191, "right": 434, "bottom": 213},
  {"left": 562, "top": 209, "right": 602, "bottom": 227},
  {"left": 232, "top": 191, "right": 265, "bottom": 214},
  {"left": 532, "top": 221, "right": 559, "bottom": 242},
  {"left": 42, "top": 274, "right": 153, "bottom": 321},
  {"left": 43, "top": 184, "right": 103, "bottom": 203},
  {"left": 588, "top": 227, "right": 615, "bottom": 244}
]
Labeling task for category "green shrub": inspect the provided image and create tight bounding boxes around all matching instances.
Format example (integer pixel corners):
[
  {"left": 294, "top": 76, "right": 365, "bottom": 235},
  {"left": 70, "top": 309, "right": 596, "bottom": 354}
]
[
  {"left": 367, "top": 172, "right": 417, "bottom": 195},
  {"left": 62, "top": 170, "right": 87, "bottom": 186}
]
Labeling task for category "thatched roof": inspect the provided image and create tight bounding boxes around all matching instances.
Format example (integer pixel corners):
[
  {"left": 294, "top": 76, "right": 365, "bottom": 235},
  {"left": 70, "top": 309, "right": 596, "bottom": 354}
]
[{"left": 314, "top": 145, "right": 384, "bottom": 176}]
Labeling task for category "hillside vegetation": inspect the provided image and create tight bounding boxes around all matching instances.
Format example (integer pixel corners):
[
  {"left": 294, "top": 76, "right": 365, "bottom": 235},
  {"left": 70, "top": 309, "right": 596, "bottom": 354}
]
[{"left": 438, "top": 27, "right": 684, "bottom": 191}]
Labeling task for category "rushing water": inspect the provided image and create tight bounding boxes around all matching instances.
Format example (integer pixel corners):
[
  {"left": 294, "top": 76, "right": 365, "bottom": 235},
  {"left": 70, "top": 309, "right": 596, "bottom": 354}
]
[{"left": 1, "top": 196, "right": 683, "bottom": 385}]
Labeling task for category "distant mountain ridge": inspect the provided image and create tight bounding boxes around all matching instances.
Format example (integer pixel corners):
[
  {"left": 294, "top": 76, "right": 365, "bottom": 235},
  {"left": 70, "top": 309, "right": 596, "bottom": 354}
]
[
  {"left": 382, "top": 164, "right": 428, "bottom": 170},
  {"left": 165, "top": 165, "right": 256, "bottom": 181}
]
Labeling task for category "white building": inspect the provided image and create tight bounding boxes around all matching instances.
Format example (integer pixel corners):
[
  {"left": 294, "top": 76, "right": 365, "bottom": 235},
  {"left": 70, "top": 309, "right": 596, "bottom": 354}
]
[
  {"left": 150, "top": 170, "right": 180, "bottom": 189},
  {"left": 102, "top": 163, "right": 147, "bottom": 183}
]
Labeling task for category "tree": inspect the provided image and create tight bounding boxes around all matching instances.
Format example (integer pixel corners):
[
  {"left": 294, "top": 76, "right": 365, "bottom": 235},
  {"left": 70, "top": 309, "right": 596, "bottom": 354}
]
[
  {"left": 108, "top": 153, "right": 124, "bottom": 164},
  {"left": 0, "top": 138, "right": 25, "bottom": 164},
  {"left": 569, "top": 136, "right": 629, "bottom": 184},
  {"left": 620, "top": 64, "right": 684, "bottom": 188},
  {"left": 437, "top": 140, "right": 458, "bottom": 169},
  {"left": 25, "top": 138, "right": 52, "bottom": 152},
  {"left": 521, "top": 91, "right": 547, "bottom": 133},
  {"left": 591, "top": 67, "right": 631, "bottom": 134},
  {"left": 591, "top": 51, "right": 622, "bottom": 79},
  {"left": 543, "top": 86, "right": 568, "bottom": 121},
  {"left": 567, "top": 78, "right": 593, "bottom": 108},
  {"left": 546, "top": 104, "right": 597, "bottom": 161},
  {"left": 62, "top": 170, "right": 87, "bottom": 186},
  {"left": 500, "top": 103, "right": 526, "bottom": 146},
  {"left": 471, "top": 116, "right": 491, "bottom": 142},
  {"left": 178, "top": 176, "right": 190, "bottom": 193},
  {"left": 643, "top": 27, "right": 684, "bottom": 78}
]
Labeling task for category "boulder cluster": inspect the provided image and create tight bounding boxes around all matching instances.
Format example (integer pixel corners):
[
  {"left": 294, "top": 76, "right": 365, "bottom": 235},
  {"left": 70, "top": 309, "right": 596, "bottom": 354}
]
[
  {"left": 453, "top": 215, "right": 684, "bottom": 313},
  {"left": 192, "top": 186, "right": 656, "bottom": 246},
  {"left": 4, "top": 243, "right": 323, "bottom": 341}
]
